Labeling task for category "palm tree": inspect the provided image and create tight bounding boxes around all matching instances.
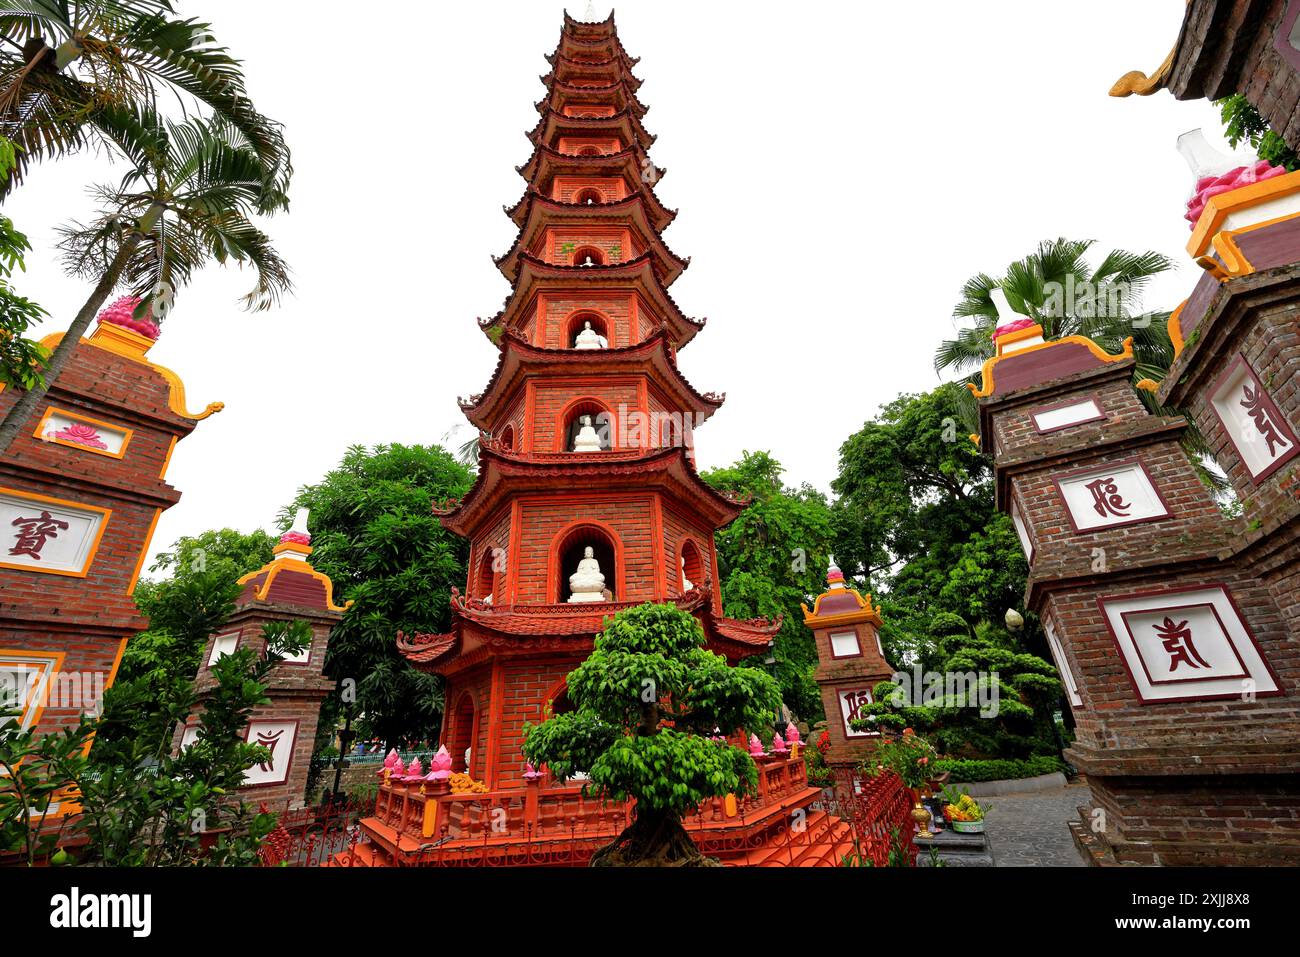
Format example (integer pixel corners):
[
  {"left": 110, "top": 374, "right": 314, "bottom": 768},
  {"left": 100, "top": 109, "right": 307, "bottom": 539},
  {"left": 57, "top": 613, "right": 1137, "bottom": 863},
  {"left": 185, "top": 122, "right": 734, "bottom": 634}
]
[
  {"left": 0, "top": 104, "right": 290, "bottom": 453},
  {"left": 937, "top": 238, "right": 1227, "bottom": 492},
  {"left": 0, "top": 0, "right": 289, "bottom": 196}
]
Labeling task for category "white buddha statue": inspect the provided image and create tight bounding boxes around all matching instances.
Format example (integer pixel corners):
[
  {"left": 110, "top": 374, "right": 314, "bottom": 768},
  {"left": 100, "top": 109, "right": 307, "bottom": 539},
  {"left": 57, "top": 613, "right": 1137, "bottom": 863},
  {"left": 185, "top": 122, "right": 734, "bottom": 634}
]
[
  {"left": 574, "top": 320, "right": 606, "bottom": 350},
  {"left": 568, "top": 546, "right": 607, "bottom": 603},
  {"left": 681, "top": 555, "right": 693, "bottom": 591},
  {"left": 572, "top": 414, "right": 604, "bottom": 452}
]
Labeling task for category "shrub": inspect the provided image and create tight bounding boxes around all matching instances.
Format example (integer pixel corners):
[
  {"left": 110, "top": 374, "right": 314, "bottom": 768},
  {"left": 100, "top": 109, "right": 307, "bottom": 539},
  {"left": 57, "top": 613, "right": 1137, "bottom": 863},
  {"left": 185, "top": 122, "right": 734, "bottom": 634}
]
[{"left": 931, "top": 755, "right": 1064, "bottom": 783}]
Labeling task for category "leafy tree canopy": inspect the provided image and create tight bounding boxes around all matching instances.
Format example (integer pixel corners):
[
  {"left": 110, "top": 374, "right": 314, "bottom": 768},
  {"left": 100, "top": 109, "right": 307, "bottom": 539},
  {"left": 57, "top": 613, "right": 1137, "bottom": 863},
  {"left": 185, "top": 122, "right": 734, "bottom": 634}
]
[
  {"left": 702, "top": 450, "right": 832, "bottom": 722},
  {"left": 284, "top": 443, "right": 473, "bottom": 749}
]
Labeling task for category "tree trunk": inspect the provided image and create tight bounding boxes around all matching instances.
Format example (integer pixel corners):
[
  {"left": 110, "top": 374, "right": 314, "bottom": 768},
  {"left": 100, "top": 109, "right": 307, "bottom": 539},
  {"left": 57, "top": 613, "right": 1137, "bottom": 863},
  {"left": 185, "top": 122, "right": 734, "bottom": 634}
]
[
  {"left": 0, "top": 220, "right": 150, "bottom": 456},
  {"left": 590, "top": 805, "right": 720, "bottom": 867}
]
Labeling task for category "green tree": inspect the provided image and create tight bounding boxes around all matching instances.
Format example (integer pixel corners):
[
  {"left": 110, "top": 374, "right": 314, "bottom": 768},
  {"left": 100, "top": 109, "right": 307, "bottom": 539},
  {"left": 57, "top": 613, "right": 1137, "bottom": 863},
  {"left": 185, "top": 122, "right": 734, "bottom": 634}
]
[
  {"left": 0, "top": 105, "right": 291, "bottom": 454},
  {"left": 702, "top": 450, "right": 832, "bottom": 722},
  {"left": 2, "top": 619, "right": 308, "bottom": 866},
  {"left": 522, "top": 603, "right": 782, "bottom": 866},
  {"left": 831, "top": 386, "right": 1066, "bottom": 759},
  {"left": 0, "top": 137, "right": 48, "bottom": 390},
  {"left": 108, "top": 528, "right": 276, "bottom": 749},
  {"left": 284, "top": 443, "right": 474, "bottom": 750},
  {"left": 1, "top": 1, "right": 289, "bottom": 194},
  {"left": 1219, "top": 94, "right": 1300, "bottom": 171}
]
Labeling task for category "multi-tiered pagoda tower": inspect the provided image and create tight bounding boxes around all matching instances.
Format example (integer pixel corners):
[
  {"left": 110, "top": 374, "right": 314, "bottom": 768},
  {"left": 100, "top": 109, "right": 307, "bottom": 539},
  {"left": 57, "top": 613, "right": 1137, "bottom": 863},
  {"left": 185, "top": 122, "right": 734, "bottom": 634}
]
[{"left": 397, "top": 11, "right": 779, "bottom": 794}]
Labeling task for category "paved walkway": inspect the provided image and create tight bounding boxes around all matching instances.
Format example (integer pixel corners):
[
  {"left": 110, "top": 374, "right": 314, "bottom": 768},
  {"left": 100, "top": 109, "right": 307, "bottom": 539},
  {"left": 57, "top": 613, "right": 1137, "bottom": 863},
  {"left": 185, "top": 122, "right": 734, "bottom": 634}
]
[{"left": 981, "top": 782, "right": 1090, "bottom": 867}]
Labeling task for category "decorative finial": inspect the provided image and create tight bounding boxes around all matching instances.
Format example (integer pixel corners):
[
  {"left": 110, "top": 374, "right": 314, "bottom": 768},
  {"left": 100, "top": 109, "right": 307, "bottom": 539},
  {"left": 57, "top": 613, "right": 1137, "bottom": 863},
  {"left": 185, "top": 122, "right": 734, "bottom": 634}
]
[
  {"left": 1178, "top": 129, "right": 1287, "bottom": 229},
  {"left": 97, "top": 295, "right": 160, "bottom": 340},
  {"left": 280, "top": 507, "right": 311, "bottom": 546},
  {"left": 827, "top": 556, "right": 845, "bottom": 589}
]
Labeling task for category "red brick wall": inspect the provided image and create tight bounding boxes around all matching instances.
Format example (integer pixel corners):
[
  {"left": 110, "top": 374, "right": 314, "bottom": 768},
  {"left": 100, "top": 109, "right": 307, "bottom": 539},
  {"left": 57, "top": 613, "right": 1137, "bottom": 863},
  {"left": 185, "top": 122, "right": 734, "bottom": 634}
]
[
  {"left": 0, "top": 328, "right": 200, "bottom": 739},
  {"left": 514, "top": 495, "right": 655, "bottom": 604}
]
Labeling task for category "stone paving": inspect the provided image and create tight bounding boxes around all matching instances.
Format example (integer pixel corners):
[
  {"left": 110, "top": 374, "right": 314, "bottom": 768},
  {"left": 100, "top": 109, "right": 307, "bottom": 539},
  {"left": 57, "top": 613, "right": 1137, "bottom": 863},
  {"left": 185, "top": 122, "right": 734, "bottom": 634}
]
[{"left": 981, "top": 782, "right": 1090, "bottom": 867}]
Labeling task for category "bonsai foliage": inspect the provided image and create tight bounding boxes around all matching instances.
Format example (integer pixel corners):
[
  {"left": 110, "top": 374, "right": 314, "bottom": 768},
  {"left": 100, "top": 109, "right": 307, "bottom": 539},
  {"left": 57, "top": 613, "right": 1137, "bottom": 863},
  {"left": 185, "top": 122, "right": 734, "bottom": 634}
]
[{"left": 523, "top": 602, "right": 781, "bottom": 866}]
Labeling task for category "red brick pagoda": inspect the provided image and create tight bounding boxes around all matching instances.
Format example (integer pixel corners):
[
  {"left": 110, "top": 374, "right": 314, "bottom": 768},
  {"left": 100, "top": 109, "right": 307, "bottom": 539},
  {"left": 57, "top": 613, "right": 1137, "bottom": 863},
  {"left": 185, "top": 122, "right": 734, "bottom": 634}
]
[{"left": 342, "top": 11, "right": 837, "bottom": 867}]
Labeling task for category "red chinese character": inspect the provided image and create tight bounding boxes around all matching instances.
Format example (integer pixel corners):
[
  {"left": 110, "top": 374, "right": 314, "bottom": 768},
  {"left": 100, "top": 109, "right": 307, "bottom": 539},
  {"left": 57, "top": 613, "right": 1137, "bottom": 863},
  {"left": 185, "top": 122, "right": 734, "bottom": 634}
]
[
  {"left": 1085, "top": 476, "right": 1130, "bottom": 519},
  {"left": 1152, "top": 617, "right": 1212, "bottom": 672},
  {"left": 1241, "top": 383, "right": 1290, "bottom": 458},
  {"left": 9, "top": 511, "right": 70, "bottom": 560},
  {"left": 842, "top": 690, "right": 871, "bottom": 722}
]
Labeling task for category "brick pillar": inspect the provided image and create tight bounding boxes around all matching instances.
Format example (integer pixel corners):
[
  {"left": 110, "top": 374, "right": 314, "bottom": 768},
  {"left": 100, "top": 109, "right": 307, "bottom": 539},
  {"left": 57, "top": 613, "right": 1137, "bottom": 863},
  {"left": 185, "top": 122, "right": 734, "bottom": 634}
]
[
  {"left": 175, "top": 510, "right": 351, "bottom": 811},
  {"left": 0, "top": 301, "right": 220, "bottom": 767},
  {"left": 803, "top": 559, "right": 895, "bottom": 769},
  {"left": 974, "top": 277, "right": 1300, "bottom": 863}
]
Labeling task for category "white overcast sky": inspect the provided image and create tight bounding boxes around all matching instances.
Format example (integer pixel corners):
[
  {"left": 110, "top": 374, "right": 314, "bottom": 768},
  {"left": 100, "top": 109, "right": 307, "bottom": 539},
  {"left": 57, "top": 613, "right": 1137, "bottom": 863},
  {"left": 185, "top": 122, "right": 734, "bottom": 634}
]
[{"left": 3, "top": 0, "right": 1225, "bottom": 573}]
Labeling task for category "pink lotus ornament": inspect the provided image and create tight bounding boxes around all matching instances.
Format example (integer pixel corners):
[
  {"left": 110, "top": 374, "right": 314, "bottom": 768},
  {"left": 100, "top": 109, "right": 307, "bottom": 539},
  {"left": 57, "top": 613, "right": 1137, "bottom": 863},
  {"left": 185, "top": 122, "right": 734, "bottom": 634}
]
[
  {"left": 406, "top": 757, "right": 422, "bottom": 779},
  {"left": 772, "top": 733, "right": 789, "bottom": 754},
  {"left": 429, "top": 744, "right": 453, "bottom": 780},
  {"left": 748, "top": 733, "right": 765, "bottom": 758},
  {"left": 391, "top": 758, "right": 406, "bottom": 778},
  {"left": 49, "top": 422, "right": 109, "bottom": 450},
  {"left": 784, "top": 724, "right": 802, "bottom": 747},
  {"left": 523, "top": 761, "right": 542, "bottom": 781},
  {"left": 96, "top": 295, "right": 160, "bottom": 339},
  {"left": 1185, "top": 159, "right": 1287, "bottom": 227},
  {"left": 383, "top": 749, "right": 400, "bottom": 770}
]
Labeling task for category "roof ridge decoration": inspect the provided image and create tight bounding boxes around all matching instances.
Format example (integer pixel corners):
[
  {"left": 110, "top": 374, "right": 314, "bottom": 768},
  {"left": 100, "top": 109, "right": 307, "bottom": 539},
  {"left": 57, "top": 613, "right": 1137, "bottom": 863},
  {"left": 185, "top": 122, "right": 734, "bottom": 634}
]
[
  {"left": 13, "top": 326, "right": 225, "bottom": 423},
  {"left": 236, "top": 508, "right": 353, "bottom": 614},
  {"left": 492, "top": 191, "right": 690, "bottom": 284},
  {"left": 475, "top": 253, "right": 706, "bottom": 343},
  {"left": 455, "top": 325, "right": 724, "bottom": 426}
]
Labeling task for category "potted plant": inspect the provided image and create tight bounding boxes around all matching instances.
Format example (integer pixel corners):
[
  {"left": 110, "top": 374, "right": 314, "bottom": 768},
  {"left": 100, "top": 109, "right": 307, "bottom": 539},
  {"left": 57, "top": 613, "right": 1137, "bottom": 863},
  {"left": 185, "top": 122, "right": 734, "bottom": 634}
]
[
  {"left": 940, "top": 784, "right": 989, "bottom": 834},
  {"left": 866, "top": 728, "right": 938, "bottom": 791}
]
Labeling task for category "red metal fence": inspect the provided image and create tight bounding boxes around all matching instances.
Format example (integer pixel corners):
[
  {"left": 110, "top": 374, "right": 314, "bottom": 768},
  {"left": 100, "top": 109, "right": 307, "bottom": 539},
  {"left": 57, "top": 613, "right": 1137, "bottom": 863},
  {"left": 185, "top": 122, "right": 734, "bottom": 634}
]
[{"left": 262, "top": 767, "right": 918, "bottom": 868}]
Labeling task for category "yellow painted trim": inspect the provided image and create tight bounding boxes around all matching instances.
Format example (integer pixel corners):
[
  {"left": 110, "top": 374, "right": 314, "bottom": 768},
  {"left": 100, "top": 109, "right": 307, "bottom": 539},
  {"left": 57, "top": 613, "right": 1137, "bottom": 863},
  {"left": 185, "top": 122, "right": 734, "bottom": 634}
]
[
  {"left": 32, "top": 406, "right": 134, "bottom": 459},
  {"left": 968, "top": 433, "right": 980, "bottom": 448},
  {"left": 1135, "top": 378, "right": 1160, "bottom": 393},
  {"left": 0, "top": 486, "right": 112, "bottom": 578},
  {"left": 1168, "top": 300, "right": 1187, "bottom": 358},
  {"left": 158, "top": 434, "right": 178, "bottom": 479},
  {"left": 237, "top": 557, "right": 353, "bottom": 613},
  {"left": 1187, "top": 170, "right": 1300, "bottom": 258},
  {"left": 968, "top": 335, "right": 1134, "bottom": 399},
  {"left": 994, "top": 323, "right": 1044, "bottom": 355},
  {"left": 0, "top": 648, "right": 65, "bottom": 732},
  {"left": 51, "top": 326, "right": 226, "bottom": 422},
  {"left": 1108, "top": 1, "right": 1186, "bottom": 97},
  {"left": 126, "top": 508, "right": 162, "bottom": 596},
  {"left": 801, "top": 588, "right": 884, "bottom": 627},
  {"left": 272, "top": 541, "right": 313, "bottom": 558},
  {"left": 422, "top": 795, "right": 438, "bottom": 838}
]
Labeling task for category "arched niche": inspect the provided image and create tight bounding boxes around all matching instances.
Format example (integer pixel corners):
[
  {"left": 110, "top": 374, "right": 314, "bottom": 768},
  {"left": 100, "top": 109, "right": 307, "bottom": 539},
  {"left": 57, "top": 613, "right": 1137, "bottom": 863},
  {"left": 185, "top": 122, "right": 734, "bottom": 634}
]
[
  {"left": 572, "top": 245, "right": 605, "bottom": 267},
  {"left": 559, "top": 398, "right": 614, "bottom": 452},
  {"left": 566, "top": 310, "right": 610, "bottom": 348},
  {"left": 447, "top": 692, "right": 478, "bottom": 776},
  {"left": 679, "top": 538, "right": 706, "bottom": 593},
  {"left": 552, "top": 523, "right": 619, "bottom": 603}
]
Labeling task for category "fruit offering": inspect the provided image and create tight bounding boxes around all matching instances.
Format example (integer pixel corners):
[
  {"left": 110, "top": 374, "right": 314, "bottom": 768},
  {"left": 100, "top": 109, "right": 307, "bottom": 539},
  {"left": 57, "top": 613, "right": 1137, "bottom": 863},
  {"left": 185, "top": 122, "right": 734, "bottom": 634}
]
[{"left": 942, "top": 793, "right": 986, "bottom": 822}]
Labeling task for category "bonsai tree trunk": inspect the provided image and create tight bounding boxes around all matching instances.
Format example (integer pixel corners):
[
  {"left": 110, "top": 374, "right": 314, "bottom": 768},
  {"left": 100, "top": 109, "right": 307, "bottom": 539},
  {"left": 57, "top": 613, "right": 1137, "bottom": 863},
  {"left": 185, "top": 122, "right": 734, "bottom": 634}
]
[
  {"left": 0, "top": 209, "right": 156, "bottom": 456},
  {"left": 591, "top": 804, "right": 720, "bottom": 868}
]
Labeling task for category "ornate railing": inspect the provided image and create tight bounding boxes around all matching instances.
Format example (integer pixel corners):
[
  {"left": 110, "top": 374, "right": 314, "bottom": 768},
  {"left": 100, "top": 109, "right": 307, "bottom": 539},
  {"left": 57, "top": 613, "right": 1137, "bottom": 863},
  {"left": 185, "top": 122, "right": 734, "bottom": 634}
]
[{"left": 319, "top": 756, "right": 916, "bottom": 868}]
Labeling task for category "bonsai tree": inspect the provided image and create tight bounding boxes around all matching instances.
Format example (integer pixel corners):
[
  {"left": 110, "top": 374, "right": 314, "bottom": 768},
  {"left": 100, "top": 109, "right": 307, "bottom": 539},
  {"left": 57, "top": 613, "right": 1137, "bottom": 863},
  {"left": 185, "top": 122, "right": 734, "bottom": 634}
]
[{"left": 523, "top": 602, "right": 782, "bottom": 867}]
